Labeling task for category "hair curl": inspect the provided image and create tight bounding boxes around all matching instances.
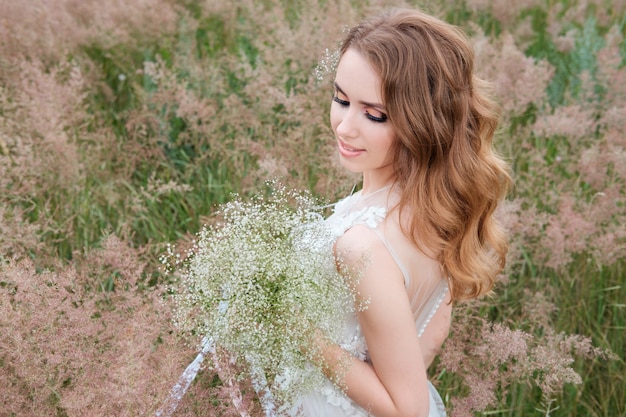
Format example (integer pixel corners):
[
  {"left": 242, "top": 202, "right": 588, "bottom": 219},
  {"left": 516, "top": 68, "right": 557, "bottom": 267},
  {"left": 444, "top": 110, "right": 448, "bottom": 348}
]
[{"left": 340, "top": 8, "right": 512, "bottom": 302}]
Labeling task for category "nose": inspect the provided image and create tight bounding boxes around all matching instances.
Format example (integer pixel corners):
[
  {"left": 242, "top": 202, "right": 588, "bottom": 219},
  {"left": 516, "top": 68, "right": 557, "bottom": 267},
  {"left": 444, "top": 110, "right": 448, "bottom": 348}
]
[{"left": 334, "top": 108, "right": 359, "bottom": 139}]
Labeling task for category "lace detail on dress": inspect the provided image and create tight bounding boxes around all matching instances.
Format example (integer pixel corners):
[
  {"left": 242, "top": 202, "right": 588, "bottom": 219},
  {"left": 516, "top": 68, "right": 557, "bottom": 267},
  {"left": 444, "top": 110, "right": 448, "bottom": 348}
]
[
  {"left": 315, "top": 328, "right": 370, "bottom": 417},
  {"left": 319, "top": 383, "right": 369, "bottom": 417},
  {"left": 329, "top": 201, "right": 387, "bottom": 238},
  {"left": 338, "top": 322, "right": 368, "bottom": 361}
]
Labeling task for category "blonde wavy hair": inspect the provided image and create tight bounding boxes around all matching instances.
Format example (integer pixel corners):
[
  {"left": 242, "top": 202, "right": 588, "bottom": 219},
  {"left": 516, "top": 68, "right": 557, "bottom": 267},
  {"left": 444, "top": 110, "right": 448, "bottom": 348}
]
[{"left": 340, "top": 8, "right": 512, "bottom": 302}]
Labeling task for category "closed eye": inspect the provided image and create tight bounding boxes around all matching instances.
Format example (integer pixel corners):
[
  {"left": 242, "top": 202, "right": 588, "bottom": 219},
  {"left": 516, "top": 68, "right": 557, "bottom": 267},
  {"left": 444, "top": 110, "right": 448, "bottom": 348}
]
[
  {"left": 332, "top": 95, "right": 388, "bottom": 123},
  {"left": 332, "top": 85, "right": 388, "bottom": 123},
  {"left": 333, "top": 95, "right": 349, "bottom": 106},
  {"left": 365, "top": 111, "right": 387, "bottom": 123}
]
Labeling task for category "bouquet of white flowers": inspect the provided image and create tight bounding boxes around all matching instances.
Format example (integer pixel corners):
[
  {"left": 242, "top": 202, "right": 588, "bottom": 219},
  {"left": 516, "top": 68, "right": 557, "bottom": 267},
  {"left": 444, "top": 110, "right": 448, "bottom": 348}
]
[{"left": 163, "top": 183, "right": 357, "bottom": 413}]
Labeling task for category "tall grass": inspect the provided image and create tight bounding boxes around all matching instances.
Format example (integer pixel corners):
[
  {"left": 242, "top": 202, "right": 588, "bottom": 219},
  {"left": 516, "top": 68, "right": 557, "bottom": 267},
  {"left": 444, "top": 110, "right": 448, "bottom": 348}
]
[{"left": 0, "top": 0, "right": 624, "bottom": 415}]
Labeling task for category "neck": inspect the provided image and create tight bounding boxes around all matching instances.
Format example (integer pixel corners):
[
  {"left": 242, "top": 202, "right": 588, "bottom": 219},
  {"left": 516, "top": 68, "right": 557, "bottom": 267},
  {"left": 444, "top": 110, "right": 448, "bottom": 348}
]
[{"left": 361, "top": 169, "right": 395, "bottom": 196}]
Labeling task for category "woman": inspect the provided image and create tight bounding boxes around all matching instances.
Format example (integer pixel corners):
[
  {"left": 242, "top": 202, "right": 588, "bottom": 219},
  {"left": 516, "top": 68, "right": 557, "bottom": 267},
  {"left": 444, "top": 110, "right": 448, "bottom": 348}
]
[{"left": 292, "top": 8, "right": 511, "bottom": 417}]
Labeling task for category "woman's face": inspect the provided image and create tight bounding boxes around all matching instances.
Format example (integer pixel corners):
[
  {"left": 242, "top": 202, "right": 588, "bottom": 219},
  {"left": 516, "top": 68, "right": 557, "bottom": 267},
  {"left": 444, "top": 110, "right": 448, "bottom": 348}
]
[{"left": 330, "top": 48, "right": 396, "bottom": 176}]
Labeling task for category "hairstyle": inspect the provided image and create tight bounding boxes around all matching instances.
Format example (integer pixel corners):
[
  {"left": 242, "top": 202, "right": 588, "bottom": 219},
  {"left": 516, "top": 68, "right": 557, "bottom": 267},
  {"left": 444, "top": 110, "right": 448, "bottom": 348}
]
[{"left": 340, "top": 8, "right": 512, "bottom": 302}]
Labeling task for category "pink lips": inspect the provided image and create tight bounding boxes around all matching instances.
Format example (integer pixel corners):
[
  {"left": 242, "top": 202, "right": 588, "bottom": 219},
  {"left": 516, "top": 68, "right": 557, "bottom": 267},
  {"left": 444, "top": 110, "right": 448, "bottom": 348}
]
[{"left": 337, "top": 139, "right": 365, "bottom": 158}]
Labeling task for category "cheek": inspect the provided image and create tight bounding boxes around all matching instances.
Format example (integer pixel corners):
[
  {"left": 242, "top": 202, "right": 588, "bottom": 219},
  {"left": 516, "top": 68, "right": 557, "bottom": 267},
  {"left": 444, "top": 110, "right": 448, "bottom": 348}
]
[
  {"left": 376, "top": 128, "right": 396, "bottom": 150},
  {"left": 381, "top": 132, "right": 397, "bottom": 158}
]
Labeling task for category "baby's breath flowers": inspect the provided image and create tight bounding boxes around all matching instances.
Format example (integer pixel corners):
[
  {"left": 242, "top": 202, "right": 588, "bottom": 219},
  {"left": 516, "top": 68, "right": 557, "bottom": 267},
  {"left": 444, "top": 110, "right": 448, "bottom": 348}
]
[
  {"left": 163, "top": 183, "right": 358, "bottom": 412},
  {"left": 314, "top": 47, "right": 340, "bottom": 83}
]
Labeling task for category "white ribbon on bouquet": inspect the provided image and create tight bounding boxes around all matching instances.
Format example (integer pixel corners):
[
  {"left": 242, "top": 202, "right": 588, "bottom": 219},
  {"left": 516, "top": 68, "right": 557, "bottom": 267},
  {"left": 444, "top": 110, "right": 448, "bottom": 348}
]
[{"left": 156, "top": 302, "right": 277, "bottom": 417}]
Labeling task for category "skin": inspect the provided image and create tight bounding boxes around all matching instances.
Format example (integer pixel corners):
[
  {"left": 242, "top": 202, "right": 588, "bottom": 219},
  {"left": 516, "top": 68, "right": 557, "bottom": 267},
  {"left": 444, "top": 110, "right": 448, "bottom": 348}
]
[
  {"left": 316, "top": 48, "right": 452, "bottom": 417},
  {"left": 330, "top": 48, "right": 396, "bottom": 194}
]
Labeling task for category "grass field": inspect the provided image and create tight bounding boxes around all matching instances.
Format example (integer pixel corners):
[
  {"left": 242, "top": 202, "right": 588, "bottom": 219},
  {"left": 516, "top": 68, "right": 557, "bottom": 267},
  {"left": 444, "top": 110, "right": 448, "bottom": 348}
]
[{"left": 0, "top": 0, "right": 624, "bottom": 416}]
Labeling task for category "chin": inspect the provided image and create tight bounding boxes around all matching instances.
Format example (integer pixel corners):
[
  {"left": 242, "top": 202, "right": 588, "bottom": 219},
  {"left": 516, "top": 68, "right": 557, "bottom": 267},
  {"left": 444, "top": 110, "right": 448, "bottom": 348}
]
[{"left": 338, "top": 158, "right": 365, "bottom": 174}]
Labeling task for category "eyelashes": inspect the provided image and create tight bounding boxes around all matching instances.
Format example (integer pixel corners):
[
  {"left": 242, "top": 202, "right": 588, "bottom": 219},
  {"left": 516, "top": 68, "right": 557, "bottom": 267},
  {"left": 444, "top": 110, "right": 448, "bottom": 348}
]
[
  {"left": 365, "top": 111, "right": 388, "bottom": 123},
  {"left": 333, "top": 95, "right": 349, "bottom": 106},
  {"left": 332, "top": 95, "right": 388, "bottom": 123}
]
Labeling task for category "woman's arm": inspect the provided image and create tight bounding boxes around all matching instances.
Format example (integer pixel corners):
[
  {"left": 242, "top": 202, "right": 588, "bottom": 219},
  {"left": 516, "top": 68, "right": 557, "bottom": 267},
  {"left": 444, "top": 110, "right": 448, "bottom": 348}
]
[{"left": 315, "top": 225, "right": 432, "bottom": 417}]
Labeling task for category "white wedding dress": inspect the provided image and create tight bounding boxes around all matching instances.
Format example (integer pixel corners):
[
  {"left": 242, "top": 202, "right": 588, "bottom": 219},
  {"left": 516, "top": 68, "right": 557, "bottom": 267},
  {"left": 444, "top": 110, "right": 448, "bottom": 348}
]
[{"left": 289, "top": 185, "right": 448, "bottom": 417}]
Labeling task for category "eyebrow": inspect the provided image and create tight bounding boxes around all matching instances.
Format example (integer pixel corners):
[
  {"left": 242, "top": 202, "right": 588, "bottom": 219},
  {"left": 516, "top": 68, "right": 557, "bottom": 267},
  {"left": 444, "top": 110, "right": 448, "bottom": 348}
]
[{"left": 334, "top": 82, "right": 387, "bottom": 113}]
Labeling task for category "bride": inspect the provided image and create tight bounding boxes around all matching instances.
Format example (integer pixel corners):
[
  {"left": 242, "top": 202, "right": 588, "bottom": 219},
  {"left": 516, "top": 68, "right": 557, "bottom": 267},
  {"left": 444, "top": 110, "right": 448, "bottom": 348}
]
[
  {"left": 290, "top": 8, "right": 511, "bottom": 417},
  {"left": 158, "top": 7, "right": 510, "bottom": 417}
]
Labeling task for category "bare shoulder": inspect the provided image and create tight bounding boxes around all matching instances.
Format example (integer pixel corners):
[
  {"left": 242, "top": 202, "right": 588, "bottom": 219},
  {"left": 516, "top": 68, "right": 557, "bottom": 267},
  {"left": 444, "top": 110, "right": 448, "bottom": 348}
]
[
  {"left": 334, "top": 225, "right": 404, "bottom": 286},
  {"left": 335, "top": 225, "right": 412, "bottom": 318},
  {"left": 334, "top": 224, "right": 385, "bottom": 260}
]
